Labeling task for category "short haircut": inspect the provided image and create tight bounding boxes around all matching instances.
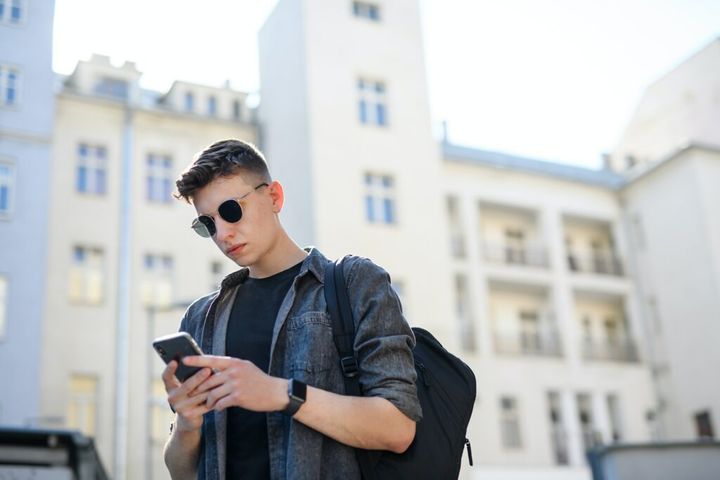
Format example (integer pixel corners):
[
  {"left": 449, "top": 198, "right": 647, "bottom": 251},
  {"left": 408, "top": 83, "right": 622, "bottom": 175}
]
[{"left": 175, "top": 139, "right": 271, "bottom": 203}]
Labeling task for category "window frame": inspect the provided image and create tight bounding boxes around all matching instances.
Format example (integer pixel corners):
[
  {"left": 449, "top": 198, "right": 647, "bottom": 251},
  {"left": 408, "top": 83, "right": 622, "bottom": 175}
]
[
  {"left": 0, "top": 0, "right": 25, "bottom": 26},
  {"left": 357, "top": 77, "right": 388, "bottom": 127},
  {"left": 0, "top": 64, "right": 21, "bottom": 107},
  {"left": 364, "top": 172, "right": 397, "bottom": 225},
  {"left": 352, "top": 1, "right": 381, "bottom": 21},
  {"left": 0, "top": 159, "right": 16, "bottom": 219},
  {"left": 146, "top": 153, "right": 173, "bottom": 203},
  {"left": 68, "top": 245, "right": 105, "bottom": 305},
  {"left": 75, "top": 143, "right": 108, "bottom": 196}
]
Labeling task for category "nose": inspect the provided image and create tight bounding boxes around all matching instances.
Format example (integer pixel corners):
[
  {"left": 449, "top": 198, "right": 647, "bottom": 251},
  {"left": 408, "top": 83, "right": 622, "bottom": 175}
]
[{"left": 214, "top": 217, "right": 236, "bottom": 244}]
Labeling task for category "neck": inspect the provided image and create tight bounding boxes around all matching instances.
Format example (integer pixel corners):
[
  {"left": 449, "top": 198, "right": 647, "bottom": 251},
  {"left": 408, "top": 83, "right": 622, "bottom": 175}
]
[{"left": 247, "top": 230, "right": 307, "bottom": 279}]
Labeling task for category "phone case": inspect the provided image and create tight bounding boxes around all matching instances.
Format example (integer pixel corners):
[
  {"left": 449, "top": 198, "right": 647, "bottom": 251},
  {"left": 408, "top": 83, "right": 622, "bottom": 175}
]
[{"left": 152, "top": 332, "right": 204, "bottom": 382}]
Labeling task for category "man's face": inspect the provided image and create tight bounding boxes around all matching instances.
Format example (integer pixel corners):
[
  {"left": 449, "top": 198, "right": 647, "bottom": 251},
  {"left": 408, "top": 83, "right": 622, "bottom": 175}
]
[{"left": 191, "top": 174, "right": 278, "bottom": 268}]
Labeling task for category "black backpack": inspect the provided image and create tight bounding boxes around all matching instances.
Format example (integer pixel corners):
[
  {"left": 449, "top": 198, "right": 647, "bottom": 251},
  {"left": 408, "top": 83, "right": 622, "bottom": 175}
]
[{"left": 324, "top": 257, "right": 477, "bottom": 479}]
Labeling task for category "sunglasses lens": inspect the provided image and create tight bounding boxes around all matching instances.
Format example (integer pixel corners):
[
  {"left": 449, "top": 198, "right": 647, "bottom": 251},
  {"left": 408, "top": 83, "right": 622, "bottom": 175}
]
[
  {"left": 218, "top": 199, "right": 243, "bottom": 223},
  {"left": 192, "top": 216, "right": 215, "bottom": 238}
]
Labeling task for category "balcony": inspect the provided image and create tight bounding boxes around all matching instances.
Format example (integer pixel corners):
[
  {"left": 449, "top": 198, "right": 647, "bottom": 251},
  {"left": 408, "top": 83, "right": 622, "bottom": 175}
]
[
  {"left": 582, "top": 338, "right": 639, "bottom": 362},
  {"left": 483, "top": 243, "right": 549, "bottom": 268},
  {"left": 494, "top": 329, "right": 563, "bottom": 357},
  {"left": 568, "top": 251, "right": 624, "bottom": 276}
]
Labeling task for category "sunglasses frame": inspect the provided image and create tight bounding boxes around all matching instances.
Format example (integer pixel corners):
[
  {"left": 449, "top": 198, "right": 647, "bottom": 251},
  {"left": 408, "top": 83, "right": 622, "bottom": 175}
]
[{"left": 191, "top": 183, "right": 269, "bottom": 238}]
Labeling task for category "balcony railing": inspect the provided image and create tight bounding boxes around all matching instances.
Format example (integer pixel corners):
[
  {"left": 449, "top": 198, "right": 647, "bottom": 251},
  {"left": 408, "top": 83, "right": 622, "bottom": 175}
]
[
  {"left": 567, "top": 251, "right": 624, "bottom": 276},
  {"left": 494, "top": 330, "right": 563, "bottom": 357},
  {"left": 483, "top": 243, "right": 549, "bottom": 268},
  {"left": 582, "top": 338, "right": 639, "bottom": 362}
]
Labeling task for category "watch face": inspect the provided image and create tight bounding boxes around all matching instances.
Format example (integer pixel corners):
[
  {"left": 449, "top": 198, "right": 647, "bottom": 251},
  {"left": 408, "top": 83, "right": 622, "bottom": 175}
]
[{"left": 290, "top": 379, "right": 307, "bottom": 401}]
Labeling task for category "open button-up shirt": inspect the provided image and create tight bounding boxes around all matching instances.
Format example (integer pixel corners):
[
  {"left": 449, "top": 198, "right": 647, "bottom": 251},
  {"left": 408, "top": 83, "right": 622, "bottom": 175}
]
[{"left": 178, "top": 248, "right": 421, "bottom": 480}]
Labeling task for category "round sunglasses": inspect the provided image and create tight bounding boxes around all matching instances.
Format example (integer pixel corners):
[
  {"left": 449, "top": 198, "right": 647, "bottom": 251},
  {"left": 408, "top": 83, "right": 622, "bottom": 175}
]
[{"left": 191, "top": 183, "right": 269, "bottom": 238}]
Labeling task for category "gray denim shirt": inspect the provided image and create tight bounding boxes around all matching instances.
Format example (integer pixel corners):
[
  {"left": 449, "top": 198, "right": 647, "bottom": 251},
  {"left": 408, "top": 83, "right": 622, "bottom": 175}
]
[{"left": 178, "top": 248, "right": 421, "bottom": 480}]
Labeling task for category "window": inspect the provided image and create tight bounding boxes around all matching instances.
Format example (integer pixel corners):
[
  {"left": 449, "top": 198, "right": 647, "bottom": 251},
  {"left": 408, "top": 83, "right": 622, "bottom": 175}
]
[
  {"left": 547, "top": 392, "right": 569, "bottom": 465},
  {"left": 0, "top": 65, "right": 20, "bottom": 106},
  {"left": 357, "top": 78, "right": 387, "bottom": 126},
  {"left": 232, "top": 100, "right": 242, "bottom": 121},
  {"left": 518, "top": 309, "right": 540, "bottom": 353},
  {"left": 504, "top": 228, "right": 526, "bottom": 264},
  {"left": 68, "top": 246, "right": 105, "bottom": 304},
  {"left": 184, "top": 91, "right": 194, "bottom": 112},
  {"left": 146, "top": 153, "right": 173, "bottom": 203},
  {"left": 207, "top": 96, "right": 217, "bottom": 116},
  {"left": 76, "top": 144, "right": 107, "bottom": 195},
  {"left": 0, "top": 275, "right": 7, "bottom": 339},
  {"left": 353, "top": 1, "right": 380, "bottom": 21},
  {"left": 0, "top": 0, "right": 23, "bottom": 24},
  {"left": 455, "top": 274, "right": 475, "bottom": 352},
  {"left": 0, "top": 162, "right": 15, "bottom": 217},
  {"left": 364, "top": 173, "right": 396, "bottom": 224},
  {"left": 141, "top": 254, "right": 173, "bottom": 307},
  {"left": 695, "top": 410, "right": 715, "bottom": 439},
  {"left": 577, "top": 393, "right": 598, "bottom": 451},
  {"left": 500, "top": 396, "right": 522, "bottom": 448},
  {"left": 447, "top": 196, "right": 466, "bottom": 258},
  {"left": 67, "top": 375, "right": 98, "bottom": 436},
  {"left": 607, "top": 394, "right": 623, "bottom": 442},
  {"left": 94, "top": 77, "right": 128, "bottom": 99}
]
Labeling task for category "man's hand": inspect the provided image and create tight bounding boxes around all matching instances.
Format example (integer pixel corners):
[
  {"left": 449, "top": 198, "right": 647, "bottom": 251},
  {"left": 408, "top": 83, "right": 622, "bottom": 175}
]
[
  {"left": 182, "top": 355, "right": 288, "bottom": 413},
  {"left": 162, "top": 361, "right": 213, "bottom": 432}
]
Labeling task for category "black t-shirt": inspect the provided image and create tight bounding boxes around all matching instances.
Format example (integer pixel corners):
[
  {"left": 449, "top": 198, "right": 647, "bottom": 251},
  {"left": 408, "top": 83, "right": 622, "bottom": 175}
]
[{"left": 225, "top": 261, "right": 302, "bottom": 479}]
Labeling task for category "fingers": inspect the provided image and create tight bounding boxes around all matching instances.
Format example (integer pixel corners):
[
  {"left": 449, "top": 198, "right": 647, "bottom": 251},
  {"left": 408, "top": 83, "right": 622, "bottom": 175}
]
[
  {"left": 161, "top": 361, "right": 181, "bottom": 390},
  {"left": 180, "top": 367, "right": 213, "bottom": 394},
  {"left": 205, "top": 383, "right": 238, "bottom": 412}
]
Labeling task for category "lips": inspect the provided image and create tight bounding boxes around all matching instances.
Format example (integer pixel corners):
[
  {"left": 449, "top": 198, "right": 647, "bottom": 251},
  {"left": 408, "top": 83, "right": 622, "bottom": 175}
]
[{"left": 227, "top": 243, "right": 246, "bottom": 255}]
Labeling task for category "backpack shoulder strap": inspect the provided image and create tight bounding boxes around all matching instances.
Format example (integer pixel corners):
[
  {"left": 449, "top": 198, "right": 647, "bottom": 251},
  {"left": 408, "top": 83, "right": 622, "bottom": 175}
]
[
  {"left": 324, "top": 256, "right": 361, "bottom": 393},
  {"left": 324, "top": 256, "right": 378, "bottom": 480}
]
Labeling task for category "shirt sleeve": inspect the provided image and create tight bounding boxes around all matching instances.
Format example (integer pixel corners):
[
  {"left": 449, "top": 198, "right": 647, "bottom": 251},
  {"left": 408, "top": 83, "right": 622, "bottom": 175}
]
[{"left": 345, "top": 256, "right": 422, "bottom": 422}]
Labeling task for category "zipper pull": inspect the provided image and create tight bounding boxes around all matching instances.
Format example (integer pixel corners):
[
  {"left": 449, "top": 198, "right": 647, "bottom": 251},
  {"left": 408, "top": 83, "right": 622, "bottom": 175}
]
[{"left": 465, "top": 438, "right": 473, "bottom": 466}]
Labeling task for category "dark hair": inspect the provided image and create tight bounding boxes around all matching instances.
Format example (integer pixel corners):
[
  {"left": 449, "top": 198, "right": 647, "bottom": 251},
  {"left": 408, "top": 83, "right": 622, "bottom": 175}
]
[{"left": 175, "top": 139, "right": 271, "bottom": 202}]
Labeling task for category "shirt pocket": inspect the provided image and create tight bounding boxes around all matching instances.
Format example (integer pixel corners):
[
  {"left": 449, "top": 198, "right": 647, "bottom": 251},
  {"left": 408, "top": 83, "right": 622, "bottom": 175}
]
[{"left": 285, "top": 311, "right": 336, "bottom": 383}]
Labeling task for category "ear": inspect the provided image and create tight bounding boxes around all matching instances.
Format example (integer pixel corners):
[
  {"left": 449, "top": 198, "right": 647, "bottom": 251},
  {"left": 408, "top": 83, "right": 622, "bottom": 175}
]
[{"left": 268, "top": 181, "right": 284, "bottom": 213}]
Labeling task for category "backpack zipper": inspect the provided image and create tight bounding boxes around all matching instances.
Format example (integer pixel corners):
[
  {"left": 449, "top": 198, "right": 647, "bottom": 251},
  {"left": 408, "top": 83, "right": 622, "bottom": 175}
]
[{"left": 465, "top": 438, "right": 473, "bottom": 466}]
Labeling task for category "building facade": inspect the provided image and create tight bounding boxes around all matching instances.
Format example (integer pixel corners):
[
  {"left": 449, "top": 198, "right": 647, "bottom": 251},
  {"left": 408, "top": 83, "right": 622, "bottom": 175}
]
[
  {"left": 609, "top": 38, "right": 720, "bottom": 443},
  {"left": 259, "top": 2, "right": 658, "bottom": 479},
  {"left": 0, "top": 0, "right": 56, "bottom": 426},
  {"left": 38, "top": 54, "right": 258, "bottom": 479},
  {"left": 3, "top": 1, "right": 717, "bottom": 479}
]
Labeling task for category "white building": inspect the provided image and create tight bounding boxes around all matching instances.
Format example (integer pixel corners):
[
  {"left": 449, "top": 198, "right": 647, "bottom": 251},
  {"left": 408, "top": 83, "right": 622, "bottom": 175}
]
[
  {"left": 0, "top": 0, "right": 56, "bottom": 426},
  {"left": 610, "top": 38, "right": 720, "bottom": 442},
  {"left": 39, "top": 54, "right": 258, "bottom": 479},
  {"left": 259, "top": 2, "right": 657, "bottom": 479},
  {"left": 4, "top": 1, "right": 716, "bottom": 479}
]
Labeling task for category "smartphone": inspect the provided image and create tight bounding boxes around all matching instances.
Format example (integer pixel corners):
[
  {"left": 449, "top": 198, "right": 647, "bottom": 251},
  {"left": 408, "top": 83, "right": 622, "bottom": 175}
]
[{"left": 152, "top": 332, "right": 204, "bottom": 382}]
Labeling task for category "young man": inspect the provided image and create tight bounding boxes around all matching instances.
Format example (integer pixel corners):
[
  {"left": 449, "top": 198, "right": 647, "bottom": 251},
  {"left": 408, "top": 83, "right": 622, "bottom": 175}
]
[{"left": 162, "top": 139, "right": 421, "bottom": 480}]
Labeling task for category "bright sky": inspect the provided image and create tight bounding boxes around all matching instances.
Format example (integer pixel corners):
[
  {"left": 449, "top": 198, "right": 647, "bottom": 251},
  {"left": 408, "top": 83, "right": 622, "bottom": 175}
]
[{"left": 53, "top": 0, "right": 719, "bottom": 169}]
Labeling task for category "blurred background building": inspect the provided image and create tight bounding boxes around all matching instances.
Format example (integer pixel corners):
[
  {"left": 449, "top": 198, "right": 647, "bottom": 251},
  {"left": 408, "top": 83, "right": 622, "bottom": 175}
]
[{"left": 0, "top": 1, "right": 718, "bottom": 479}]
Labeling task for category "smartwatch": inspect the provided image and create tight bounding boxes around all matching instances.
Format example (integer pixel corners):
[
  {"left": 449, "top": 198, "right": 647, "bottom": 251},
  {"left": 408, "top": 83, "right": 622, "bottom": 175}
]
[{"left": 282, "top": 378, "right": 307, "bottom": 416}]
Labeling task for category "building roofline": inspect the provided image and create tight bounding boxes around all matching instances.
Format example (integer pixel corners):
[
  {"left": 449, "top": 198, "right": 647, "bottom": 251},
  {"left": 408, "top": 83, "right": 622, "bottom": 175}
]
[
  {"left": 621, "top": 142, "right": 720, "bottom": 188},
  {"left": 442, "top": 142, "right": 626, "bottom": 190}
]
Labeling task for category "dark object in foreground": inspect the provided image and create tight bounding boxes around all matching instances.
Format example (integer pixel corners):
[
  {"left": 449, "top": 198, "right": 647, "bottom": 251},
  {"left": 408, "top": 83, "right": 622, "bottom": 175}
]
[
  {"left": 587, "top": 440, "right": 720, "bottom": 480},
  {"left": 0, "top": 427, "right": 108, "bottom": 480}
]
